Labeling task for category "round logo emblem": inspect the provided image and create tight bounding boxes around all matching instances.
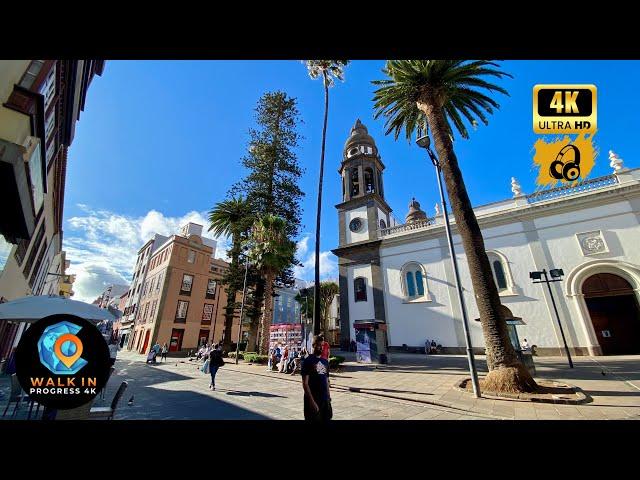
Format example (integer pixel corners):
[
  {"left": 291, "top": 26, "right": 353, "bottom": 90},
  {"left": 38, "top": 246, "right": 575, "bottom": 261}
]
[{"left": 15, "top": 314, "right": 111, "bottom": 410}]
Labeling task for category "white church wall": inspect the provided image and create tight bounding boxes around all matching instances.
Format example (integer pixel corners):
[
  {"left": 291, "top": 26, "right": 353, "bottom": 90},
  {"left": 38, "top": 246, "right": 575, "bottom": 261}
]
[
  {"left": 532, "top": 201, "right": 640, "bottom": 348},
  {"left": 380, "top": 240, "right": 460, "bottom": 347},
  {"left": 377, "top": 197, "right": 640, "bottom": 352},
  {"left": 345, "top": 206, "right": 369, "bottom": 244},
  {"left": 347, "top": 264, "right": 375, "bottom": 340}
]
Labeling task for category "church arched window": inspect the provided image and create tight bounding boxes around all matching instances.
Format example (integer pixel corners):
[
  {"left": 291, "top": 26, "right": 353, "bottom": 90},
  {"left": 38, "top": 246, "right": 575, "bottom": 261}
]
[
  {"left": 354, "top": 277, "right": 367, "bottom": 302},
  {"left": 487, "top": 251, "right": 515, "bottom": 294},
  {"left": 401, "top": 262, "right": 428, "bottom": 301},
  {"left": 364, "top": 167, "right": 374, "bottom": 194},
  {"left": 380, "top": 219, "right": 387, "bottom": 229}
]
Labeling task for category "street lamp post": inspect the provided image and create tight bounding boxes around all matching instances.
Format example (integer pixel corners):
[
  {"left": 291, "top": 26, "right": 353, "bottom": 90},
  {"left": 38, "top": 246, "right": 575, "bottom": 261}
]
[
  {"left": 416, "top": 134, "right": 481, "bottom": 398},
  {"left": 530, "top": 268, "right": 573, "bottom": 368},
  {"left": 234, "top": 255, "right": 250, "bottom": 365}
]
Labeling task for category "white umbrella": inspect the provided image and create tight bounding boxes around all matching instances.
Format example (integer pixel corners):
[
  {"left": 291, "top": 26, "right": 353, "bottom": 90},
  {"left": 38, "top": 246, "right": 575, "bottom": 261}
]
[{"left": 0, "top": 295, "right": 117, "bottom": 324}]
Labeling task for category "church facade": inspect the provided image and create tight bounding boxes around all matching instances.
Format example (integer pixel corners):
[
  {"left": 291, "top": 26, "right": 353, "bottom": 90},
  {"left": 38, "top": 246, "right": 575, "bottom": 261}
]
[{"left": 333, "top": 120, "right": 640, "bottom": 356}]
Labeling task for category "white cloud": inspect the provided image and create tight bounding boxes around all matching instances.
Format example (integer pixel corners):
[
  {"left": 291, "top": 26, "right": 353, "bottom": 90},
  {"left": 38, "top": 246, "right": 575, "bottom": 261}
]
[
  {"left": 64, "top": 205, "right": 228, "bottom": 302},
  {"left": 293, "top": 234, "right": 338, "bottom": 282}
]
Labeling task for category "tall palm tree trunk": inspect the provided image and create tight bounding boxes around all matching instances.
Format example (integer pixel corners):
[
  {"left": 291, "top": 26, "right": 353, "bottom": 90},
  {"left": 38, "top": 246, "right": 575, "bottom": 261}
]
[
  {"left": 418, "top": 95, "right": 537, "bottom": 393},
  {"left": 222, "top": 289, "right": 236, "bottom": 352},
  {"left": 313, "top": 72, "right": 330, "bottom": 336},
  {"left": 246, "top": 278, "right": 265, "bottom": 352},
  {"left": 259, "top": 273, "right": 275, "bottom": 355}
]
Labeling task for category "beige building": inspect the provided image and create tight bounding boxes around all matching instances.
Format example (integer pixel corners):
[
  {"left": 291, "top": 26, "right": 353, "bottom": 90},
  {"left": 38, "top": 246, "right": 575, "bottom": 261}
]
[
  {"left": 0, "top": 60, "right": 103, "bottom": 363},
  {"left": 128, "top": 223, "right": 241, "bottom": 355}
]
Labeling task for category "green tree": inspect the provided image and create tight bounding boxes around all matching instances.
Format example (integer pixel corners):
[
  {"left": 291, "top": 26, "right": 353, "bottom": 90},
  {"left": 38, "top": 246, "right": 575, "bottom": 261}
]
[
  {"left": 295, "top": 281, "right": 339, "bottom": 334},
  {"left": 207, "top": 196, "right": 254, "bottom": 352},
  {"left": 304, "top": 60, "right": 349, "bottom": 335},
  {"left": 228, "top": 91, "right": 305, "bottom": 350},
  {"left": 244, "top": 215, "right": 296, "bottom": 355},
  {"left": 372, "top": 60, "right": 536, "bottom": 393}
]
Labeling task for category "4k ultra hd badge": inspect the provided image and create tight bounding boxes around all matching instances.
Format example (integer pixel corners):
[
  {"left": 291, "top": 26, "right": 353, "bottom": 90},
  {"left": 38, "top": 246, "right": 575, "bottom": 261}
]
[
  {"left": 15, "top": 314, "right": 111, "bottom": 410},
  {"left": 533, "top": 84, "right": 597, "bottom": 134}
]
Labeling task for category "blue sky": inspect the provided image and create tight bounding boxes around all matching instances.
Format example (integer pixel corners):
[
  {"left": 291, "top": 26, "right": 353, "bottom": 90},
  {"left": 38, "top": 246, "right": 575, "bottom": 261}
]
[{"left": 62, "top": 60, "right": 640, "bottom": 301}]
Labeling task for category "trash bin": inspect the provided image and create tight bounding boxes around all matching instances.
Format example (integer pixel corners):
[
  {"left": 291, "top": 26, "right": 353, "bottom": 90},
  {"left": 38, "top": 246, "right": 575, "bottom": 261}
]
[{"left": 379, "top": 353, "right": 388, "bottom": 365}]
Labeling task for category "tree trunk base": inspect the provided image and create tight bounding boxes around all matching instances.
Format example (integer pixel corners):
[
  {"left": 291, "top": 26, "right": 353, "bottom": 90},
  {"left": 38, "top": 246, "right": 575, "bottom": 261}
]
[{"left": 482, "top": 364, "right": 538, "bottom": 394}]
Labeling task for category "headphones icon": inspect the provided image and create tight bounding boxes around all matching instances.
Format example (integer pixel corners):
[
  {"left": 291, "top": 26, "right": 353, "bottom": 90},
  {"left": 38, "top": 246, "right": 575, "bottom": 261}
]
[{"left": 549, "top": 144, "right": 581, "bottom": 182}]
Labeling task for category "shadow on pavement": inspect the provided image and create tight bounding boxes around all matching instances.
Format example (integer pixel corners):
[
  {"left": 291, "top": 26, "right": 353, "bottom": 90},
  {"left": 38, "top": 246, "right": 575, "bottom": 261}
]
[
  {"left": 224, "top": 390, "right": 286, "bottom": 398},
  {"left": 97, "top": 358, "right": 270, "bottom": 420}
]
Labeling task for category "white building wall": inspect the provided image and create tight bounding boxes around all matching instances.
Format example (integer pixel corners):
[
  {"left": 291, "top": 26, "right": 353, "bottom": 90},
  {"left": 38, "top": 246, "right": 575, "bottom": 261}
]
[
  {"left": 345, "top": 206, "right": 369, "bottom": 244},
  {"left": 377, "top": 192, "right": 640, "bottom": 352},
  {"left": 347, "top": 264, "right": 374, "bottom": 339},
  {"left": 381, "top": 239, "right": 460, "bottom": 347}
]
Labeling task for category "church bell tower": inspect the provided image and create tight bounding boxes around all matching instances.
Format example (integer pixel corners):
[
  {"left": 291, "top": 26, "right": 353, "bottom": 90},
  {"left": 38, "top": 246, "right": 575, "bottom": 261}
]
[
  {"left": 332, "top": 119, "right": 391, "bottom": 356},
  {"left": 337, "top": 119, "right": 393, "bottom": 246}
]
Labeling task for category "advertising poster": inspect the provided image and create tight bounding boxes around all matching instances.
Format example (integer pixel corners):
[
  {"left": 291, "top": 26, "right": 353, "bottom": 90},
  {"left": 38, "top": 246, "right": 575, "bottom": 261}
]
[
  {"left": 355, "top": 328, "right": 372, "bottom": 363},
  {"left": 269, "top": 324, "right": 303, "bottom": 352}
]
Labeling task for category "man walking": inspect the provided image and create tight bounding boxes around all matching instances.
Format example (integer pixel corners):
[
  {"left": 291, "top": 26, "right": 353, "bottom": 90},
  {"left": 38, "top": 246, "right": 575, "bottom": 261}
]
[{"left": 301, "top": 335, "right": 332, "bottom": 421}]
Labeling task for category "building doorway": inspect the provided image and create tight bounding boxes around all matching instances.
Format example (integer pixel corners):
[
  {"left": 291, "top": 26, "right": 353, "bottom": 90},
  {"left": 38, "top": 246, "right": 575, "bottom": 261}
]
[
  {"left": 583, "top": 273, "right": 640, "bottom": 355},
  {"left": 170, "top": 328, "right": 184, "bottom": 352},
  {"left": 198, "top": 329, "right": 210, "bottom": 346},
  {"left": 141, "top": 330, "right": 151, "bottom": 353}
]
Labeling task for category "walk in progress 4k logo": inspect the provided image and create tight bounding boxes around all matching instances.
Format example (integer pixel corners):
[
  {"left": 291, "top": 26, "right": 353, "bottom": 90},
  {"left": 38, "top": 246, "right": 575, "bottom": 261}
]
[
  {"left": 532, "top": 84, "right": 599, "bottom": 186},
  {"left": 15, "top": 314, "right": 111, "bottom": 409}
]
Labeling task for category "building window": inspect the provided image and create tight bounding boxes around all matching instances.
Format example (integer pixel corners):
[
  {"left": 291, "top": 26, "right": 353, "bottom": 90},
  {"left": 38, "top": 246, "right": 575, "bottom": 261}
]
[
  {"left": 156, "top": 272, "right": 163, "bottom": 291},
  {"left": 354, "top": 277, "right": 367, "bottom": 302},
  {"left": 487, "top": 251, "right": 514, "bottom": 294},
  {"left": 380, "top": 219, "right": 387, "bottom": 230},
  {"left": 22, "top": 223, "right": 46, "bottom": 276},
  {"left": 180, "top": 274, "right": 193, "bottom": 294},
  {"left": 187, "top": 250, "right": 196, "bottom": 263},
  {"left": 401, "top": 262, "right": 428, "bottom": 301},
  {"left": 201, "top": 304, "right": 214, "bottom": 325},
  {"left": 206, "top": 279, "right": 216, "bottom": 299},
  {"left": 176, "top": 300, "right": 189, "bottom": 322},
  {"left": 149, "top": 300, "right": 157, "bottom": 323}
]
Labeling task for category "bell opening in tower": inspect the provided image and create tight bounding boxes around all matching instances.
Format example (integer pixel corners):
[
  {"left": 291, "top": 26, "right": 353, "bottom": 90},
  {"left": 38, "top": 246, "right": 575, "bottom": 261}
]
[
  {"left": 365, "top": 167, "right": 375, "bottom": 194},
  {"left": 351, "top": 168, "right": 360, "bottom": 196}
]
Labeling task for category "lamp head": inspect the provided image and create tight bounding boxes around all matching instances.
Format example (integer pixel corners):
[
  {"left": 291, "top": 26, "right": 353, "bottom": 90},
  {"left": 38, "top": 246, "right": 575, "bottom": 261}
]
[
  {"left": 549, "top": 268, "right": 564, "bottom": 278},
  {"left": 529, "top": 271, "right": 542, "bottom": 280},
  {"left": 416, "top": 134, "right": 431, "bottom": 150}
]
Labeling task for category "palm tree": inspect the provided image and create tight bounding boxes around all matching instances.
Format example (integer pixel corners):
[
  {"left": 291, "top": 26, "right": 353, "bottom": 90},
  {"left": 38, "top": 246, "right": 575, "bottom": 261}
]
[
  {"left": 208, "top": 196, "right": 254, "bottom": 352},
  {"left": 372, "top": 60, "right": 537, "bottom": 393},
  {"left": 295, "top": 281, "right": 339, "bottom": 335},
  {"left": 305, "top": 60, "right": 349, "bottom": 336},
  {"left": 244, "top": 214, "right": 296, "bottom": 355}
]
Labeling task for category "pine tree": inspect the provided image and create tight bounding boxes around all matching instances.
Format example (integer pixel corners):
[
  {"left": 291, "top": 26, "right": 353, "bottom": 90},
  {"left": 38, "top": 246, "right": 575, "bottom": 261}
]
[{"left": 228, "top": 91, "right": 304, "bottom": 352}]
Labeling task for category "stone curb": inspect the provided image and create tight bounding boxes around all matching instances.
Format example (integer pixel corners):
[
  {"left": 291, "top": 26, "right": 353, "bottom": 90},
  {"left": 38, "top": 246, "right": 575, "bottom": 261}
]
[{"left": 454, "top": 378, "right": 589, "bottom": 405}]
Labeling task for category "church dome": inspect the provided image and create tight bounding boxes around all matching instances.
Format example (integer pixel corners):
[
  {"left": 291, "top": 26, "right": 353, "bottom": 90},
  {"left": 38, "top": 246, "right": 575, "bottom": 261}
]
[
  {"left": 344, "top": 119, "right": 378, "bottom": 158},
  {"left": 405, "top": 197, "right": 427, "bottom": 223}
]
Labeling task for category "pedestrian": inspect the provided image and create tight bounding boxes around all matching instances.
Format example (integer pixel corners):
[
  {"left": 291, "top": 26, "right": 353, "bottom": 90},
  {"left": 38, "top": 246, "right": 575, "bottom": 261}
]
[
  {"left": 161, "top": 343, "right": 168, "bottom": 361},
  {"left": 350, "top": 338, "right": 356, "bottom": 353},
  {"left": 319, "top": 335, "right": 330, "bottom": 361},
  {"left": 208, "top": 344, "right": 225, "bottom": 390},
  {"left": 425, "top": 339, "right": 430, "bottom": 355},
  {"left": 279, "top": 345, "right": 289, "bottom": 373},
  {"left": 521, "top": 338, "right": 530, "bottom": 351},
  {"left": 301, "top": 335, "right": 332, "bottom": 421},
  {"left": 430, "top": 339, "right": 437, "bottom": 354},
  {"left": 108, "top": 341, "right": 118, "bottom": 367}
]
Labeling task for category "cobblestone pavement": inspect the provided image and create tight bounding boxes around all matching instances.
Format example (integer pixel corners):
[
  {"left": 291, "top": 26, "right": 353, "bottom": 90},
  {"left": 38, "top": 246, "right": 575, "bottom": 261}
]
[{"left": 3, "top": 349, "right": 639, "bottom": 420}]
